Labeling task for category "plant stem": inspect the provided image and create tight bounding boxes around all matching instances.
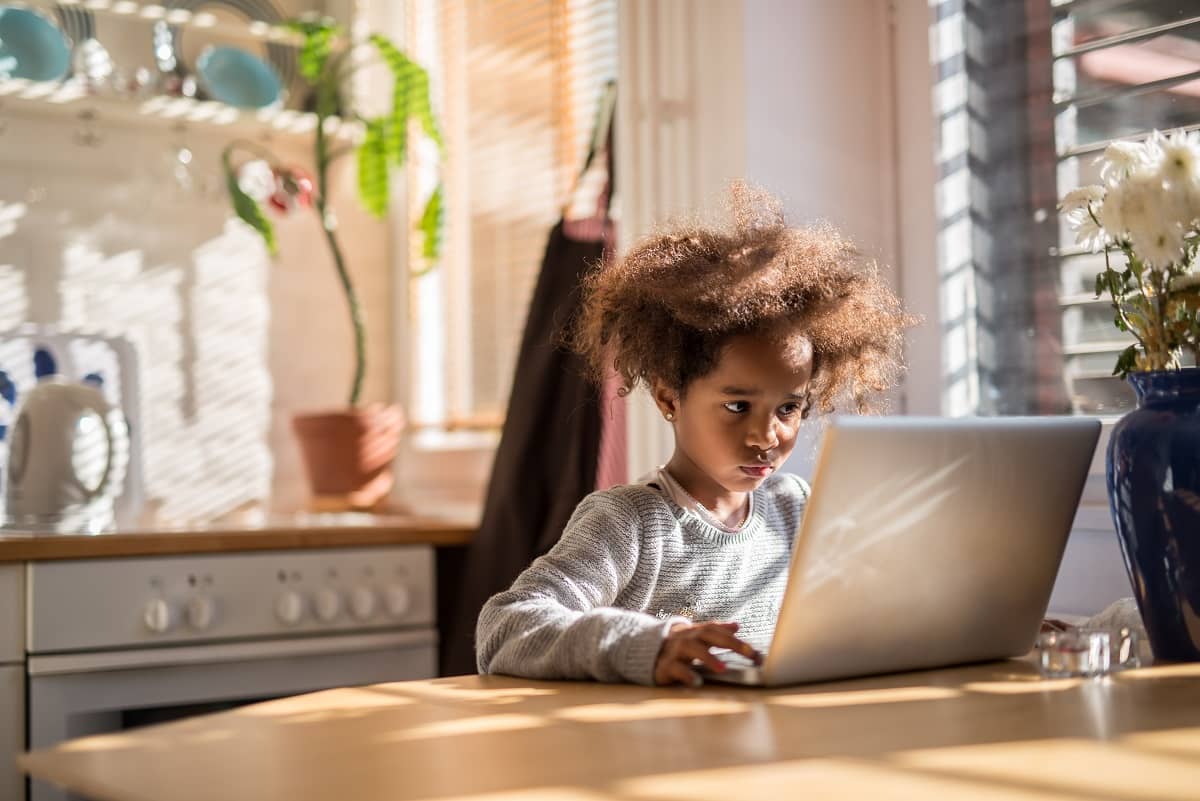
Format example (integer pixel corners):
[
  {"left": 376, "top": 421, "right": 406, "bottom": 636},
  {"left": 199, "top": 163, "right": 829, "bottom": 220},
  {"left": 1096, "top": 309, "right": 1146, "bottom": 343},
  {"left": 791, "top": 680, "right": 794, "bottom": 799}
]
[
  {"left": 1102, "top": 243, "right": 1147, "bottom": 353},
  {"left": 315, "top": 100, "right": 366, "bottom": 407}
]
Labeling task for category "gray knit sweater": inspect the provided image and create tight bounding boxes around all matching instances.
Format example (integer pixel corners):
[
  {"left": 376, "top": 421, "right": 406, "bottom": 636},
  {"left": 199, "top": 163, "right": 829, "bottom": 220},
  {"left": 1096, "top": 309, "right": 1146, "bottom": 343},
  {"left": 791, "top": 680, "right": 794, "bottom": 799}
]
[{"left": 475, "top": 471, "right": 811, "bottom": 685}]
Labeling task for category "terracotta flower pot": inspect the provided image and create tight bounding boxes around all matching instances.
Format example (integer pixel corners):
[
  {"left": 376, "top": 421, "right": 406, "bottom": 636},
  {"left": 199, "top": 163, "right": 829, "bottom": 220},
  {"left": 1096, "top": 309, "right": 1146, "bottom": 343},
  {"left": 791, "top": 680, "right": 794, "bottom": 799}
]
[{"left": 291, "top": 403, "right": 405, "bottom": 510}]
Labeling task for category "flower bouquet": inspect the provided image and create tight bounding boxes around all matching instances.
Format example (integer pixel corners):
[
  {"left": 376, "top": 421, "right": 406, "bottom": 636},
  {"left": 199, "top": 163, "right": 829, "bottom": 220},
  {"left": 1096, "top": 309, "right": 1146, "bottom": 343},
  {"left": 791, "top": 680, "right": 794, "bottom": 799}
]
[{"left": 1061, "top": 130, "right": 1200, "bottom": 374}]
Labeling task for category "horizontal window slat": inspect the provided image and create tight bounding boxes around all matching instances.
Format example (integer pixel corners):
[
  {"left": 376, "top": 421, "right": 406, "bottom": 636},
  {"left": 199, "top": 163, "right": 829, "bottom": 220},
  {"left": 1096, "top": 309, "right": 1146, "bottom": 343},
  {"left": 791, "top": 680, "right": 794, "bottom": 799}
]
[
  {"left": 1056, "top": 119, "right": 1200, "bottom": 159},
  {"left": 1063, "top": 340, "right": 1138, "bottom": 356},
  {"left": 1059, "top": 293, "right": 1110, "bottom": 307},
  {"left": 1054, "top": 66, "right": 1200, "bottom": 109},
  {"left": 1054, "top": 14, "right": 1200, "bottom": 60}
]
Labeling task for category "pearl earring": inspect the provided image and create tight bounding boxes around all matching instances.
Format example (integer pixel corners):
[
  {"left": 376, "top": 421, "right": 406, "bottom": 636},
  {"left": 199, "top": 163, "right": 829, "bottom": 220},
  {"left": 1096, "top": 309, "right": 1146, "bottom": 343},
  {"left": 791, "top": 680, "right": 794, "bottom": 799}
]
[{"left": 665, "top": 412, "right": 675, "bottom": 421}]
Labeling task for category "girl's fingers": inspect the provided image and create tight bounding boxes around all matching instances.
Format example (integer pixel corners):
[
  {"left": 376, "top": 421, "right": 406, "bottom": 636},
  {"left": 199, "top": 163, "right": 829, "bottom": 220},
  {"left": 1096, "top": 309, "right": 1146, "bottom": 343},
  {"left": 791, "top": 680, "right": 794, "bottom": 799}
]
[
  {"left": 662, "top": 661, "right": 699, "bottom": 687},
  {"left": 656, "top": 621, "right": 758, "bottom": 685},
  {"left": 678, "top": 640, "right": 726, "bottom": 673},
  {"left": 697, "top": 627, "right": 760, "bottom": 660}
]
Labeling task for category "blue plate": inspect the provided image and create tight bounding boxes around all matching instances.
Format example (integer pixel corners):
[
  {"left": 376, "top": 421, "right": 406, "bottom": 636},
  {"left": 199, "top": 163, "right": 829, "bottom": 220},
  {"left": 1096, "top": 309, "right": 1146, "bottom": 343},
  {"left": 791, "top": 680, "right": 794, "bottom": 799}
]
[
  {"left": 0, "top": 7, "right": 71, "bottom": 81},
  {"left": 196, "top": 45, "right": 282, "bottom": 109}
]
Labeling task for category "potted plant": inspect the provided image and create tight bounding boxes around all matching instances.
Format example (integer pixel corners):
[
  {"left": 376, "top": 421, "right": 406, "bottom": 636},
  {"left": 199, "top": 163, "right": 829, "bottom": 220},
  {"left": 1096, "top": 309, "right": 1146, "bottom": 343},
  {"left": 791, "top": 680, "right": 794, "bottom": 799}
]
[
  {"left": 1061, "top": 129, "right": 1200, "bottom": 662},
  {"left": 221, "top": 16, "right": 442, "bottom": 509}
]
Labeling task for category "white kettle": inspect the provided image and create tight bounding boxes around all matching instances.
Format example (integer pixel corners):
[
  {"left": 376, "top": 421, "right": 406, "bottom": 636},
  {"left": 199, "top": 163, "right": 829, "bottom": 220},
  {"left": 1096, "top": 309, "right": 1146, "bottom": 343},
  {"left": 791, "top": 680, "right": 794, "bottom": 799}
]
[{"left": 5, "top": 378, "right": 131, "bottom": 533}]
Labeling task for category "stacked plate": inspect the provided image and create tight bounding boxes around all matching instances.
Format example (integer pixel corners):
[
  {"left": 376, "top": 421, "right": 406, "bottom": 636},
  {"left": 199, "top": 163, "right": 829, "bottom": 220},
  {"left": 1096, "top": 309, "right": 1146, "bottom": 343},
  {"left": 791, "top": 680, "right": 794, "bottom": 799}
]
[
  {"left": 0, "top": 7, "right": 71, "bottom": 81},
  {"left": 161, "top": 0, "right": 296, "bottom": 108}
]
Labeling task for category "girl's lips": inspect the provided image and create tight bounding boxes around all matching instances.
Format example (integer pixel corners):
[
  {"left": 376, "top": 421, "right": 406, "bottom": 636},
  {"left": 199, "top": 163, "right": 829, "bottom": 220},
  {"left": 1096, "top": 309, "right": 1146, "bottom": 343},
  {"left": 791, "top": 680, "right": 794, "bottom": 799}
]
[{"left": 739, "top": 465, "right": 773, "bottom": 478}]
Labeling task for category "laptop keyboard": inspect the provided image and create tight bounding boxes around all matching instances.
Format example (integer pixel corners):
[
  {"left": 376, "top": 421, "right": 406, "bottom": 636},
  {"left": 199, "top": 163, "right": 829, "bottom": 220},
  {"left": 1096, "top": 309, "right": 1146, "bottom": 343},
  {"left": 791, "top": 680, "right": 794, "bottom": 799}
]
[{"left": 714, "top": 649, "right": 766, "bottom": 668}]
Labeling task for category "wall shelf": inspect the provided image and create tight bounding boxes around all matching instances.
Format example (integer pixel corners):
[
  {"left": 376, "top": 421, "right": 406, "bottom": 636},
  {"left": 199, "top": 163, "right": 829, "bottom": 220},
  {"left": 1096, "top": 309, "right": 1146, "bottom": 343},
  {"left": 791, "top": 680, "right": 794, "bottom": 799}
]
[
  {"left": 20, "top": 0, "right": 309, "bottom": 49},
  {"left": 0, "top": 78, "right": 361, "bottom": 146},
  {"left": 3, "top": 1, "right": 358, "bottom": 146}
]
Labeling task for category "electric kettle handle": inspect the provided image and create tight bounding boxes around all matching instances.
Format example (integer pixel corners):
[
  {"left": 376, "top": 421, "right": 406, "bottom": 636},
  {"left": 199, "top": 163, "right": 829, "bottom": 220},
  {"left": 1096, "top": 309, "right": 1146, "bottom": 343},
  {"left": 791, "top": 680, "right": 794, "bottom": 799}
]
[{"left": 74, "top": 406, "right": 118, "bottom": 504}]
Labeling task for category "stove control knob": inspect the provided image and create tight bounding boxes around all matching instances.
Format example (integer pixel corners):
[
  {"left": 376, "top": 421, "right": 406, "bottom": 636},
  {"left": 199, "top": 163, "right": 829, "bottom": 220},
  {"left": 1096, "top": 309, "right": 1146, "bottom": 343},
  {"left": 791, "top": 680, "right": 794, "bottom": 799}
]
[
  {"left": 275, "top": 591, "right": 305, "bottom": 626},
  {"left": 186, "top": 596, "right": 216, "bottom": 630},
  {"left": 314, "top": 588, "right": 341, "bottom": 622},
  {"left": 384, "top": 584, "right": 411, "bottom": 618},
  {"left": 349, "top": 586, "right": 376, "bottom": 620},
  {"left": 143, "top": 598, "right": 174, "bottom": 634}
]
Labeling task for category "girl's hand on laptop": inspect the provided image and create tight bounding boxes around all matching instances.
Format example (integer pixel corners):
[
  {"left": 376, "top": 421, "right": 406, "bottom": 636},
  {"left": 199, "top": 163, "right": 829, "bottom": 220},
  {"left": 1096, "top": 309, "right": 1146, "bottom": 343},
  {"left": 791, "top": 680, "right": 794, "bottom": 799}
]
[{"left": 654, "top": 621, "right": 762, "bottom": 686}]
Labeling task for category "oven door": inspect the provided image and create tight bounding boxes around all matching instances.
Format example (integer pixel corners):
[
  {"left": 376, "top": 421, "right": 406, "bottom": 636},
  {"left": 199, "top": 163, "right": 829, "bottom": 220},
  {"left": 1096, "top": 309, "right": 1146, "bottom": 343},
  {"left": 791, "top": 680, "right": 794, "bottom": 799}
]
[{"left": 27, "top": 629, "right": 436, "bottom": 801}]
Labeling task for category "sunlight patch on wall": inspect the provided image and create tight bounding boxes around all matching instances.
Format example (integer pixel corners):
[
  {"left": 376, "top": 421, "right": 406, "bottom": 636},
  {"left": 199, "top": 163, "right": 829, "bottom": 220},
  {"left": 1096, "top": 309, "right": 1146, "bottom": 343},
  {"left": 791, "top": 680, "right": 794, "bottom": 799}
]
[
  {"left": 58, "top": 222, "right": 271, "bottom": 523},
  {"left": 0, "top": 201, "right": 27, "bottom": 240},
  {"left": 0, "top": 267, "right": 28, "bottom": 329}
]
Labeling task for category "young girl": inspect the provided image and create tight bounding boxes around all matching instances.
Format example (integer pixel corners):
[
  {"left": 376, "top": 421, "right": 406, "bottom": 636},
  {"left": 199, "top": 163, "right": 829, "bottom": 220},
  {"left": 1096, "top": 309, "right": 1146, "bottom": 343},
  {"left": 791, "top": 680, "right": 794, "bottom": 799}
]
[{"left": 476, "top": 184, "right": 914, "bottom": 686}]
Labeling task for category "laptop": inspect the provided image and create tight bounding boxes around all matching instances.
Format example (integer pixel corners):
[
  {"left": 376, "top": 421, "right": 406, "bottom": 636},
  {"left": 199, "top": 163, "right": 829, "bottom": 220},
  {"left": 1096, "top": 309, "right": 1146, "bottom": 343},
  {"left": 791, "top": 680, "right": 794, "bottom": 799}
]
[{"left": 703, "top": 416, "right": 1101, "bottom": 687}]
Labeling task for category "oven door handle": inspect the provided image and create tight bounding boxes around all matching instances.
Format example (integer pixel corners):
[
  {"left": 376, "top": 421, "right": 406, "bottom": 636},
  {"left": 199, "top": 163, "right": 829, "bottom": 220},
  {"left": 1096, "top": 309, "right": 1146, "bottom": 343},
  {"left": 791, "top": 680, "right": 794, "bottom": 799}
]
[{"left": 27, "top": 629, "right": 437, "bottom": 677}]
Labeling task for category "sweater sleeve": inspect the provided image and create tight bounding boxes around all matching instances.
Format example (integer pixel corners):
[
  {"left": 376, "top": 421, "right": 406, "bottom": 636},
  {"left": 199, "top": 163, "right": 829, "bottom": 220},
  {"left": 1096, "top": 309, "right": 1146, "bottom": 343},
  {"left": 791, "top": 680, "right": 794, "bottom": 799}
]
[{"left": 475, "top": 490, "right": 678, "bottom": 685}]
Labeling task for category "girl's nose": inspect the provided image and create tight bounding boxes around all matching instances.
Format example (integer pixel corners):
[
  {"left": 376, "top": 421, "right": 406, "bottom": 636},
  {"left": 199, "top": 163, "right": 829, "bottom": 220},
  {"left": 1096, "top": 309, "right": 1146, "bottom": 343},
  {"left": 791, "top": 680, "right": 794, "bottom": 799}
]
[{"left": 747, "top": 418, "right": 780, "bottom": 451}]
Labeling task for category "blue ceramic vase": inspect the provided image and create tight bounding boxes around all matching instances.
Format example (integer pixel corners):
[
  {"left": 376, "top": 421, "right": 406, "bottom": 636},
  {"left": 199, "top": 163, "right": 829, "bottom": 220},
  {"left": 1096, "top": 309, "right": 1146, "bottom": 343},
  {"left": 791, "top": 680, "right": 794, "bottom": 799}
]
[{"left": 1107, "top": 369, "right": 1200, "bottom": 662}]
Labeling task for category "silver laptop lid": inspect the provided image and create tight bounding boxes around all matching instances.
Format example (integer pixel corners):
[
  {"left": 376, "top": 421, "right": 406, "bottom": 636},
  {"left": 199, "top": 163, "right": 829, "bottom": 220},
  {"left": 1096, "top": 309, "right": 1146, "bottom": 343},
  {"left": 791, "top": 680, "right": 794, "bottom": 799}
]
[{"left": 764, "top": 416, "right": 1101, "bottom": 686}]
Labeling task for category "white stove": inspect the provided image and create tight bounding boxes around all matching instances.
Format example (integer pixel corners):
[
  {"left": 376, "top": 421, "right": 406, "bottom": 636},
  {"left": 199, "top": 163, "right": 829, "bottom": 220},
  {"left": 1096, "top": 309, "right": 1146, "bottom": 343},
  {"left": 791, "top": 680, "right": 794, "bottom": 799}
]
[{"left": 22, "top": 546, "right": 438, "bottom": 801}]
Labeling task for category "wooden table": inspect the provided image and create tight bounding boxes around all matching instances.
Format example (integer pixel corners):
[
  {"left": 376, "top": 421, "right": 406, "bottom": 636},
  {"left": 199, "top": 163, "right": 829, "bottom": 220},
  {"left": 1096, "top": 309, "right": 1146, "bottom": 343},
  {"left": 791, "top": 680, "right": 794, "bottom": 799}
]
[{"left": 18, "top": 660, "right": 1200, "bottom": 800}]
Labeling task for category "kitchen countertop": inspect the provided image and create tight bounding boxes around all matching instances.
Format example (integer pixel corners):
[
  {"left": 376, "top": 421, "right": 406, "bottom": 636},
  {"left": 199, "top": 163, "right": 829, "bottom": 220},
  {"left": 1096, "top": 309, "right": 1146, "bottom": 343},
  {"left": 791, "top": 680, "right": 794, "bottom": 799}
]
[
  {"left": 19, "top": 660, "right": 1200, "bottom": 801},
  {"left": 0, "top": 513, "right": 476, "bottom": 561}
]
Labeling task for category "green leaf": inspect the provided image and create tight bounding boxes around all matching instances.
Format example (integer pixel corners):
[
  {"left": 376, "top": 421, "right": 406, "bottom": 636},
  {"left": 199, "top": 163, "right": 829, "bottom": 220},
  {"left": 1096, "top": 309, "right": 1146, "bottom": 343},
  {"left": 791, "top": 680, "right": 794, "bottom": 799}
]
[
  {"left": 1113, "top": 312, "right": 1128, "bottom": 332},
  {"left": 357, "top": 119, "right": 389, "bottom": 218},
  {"left": 300, "top": 28, "right": 335, "bottom": 82},
  {"left": 1113, "top": 344, "right": 1138, "bottom": 378},
  {"left": 1094, "top": 271, "right": 1107, "bottom": 298},
  {"left": 369, "top": 34, "right": 443, "bottom": 160},
  {"left": 386, "top": 70, "right": 409, "bottom": 165},
  {"left": 419, "top": 183, "right": 444, "bottom": 262},
  {"left": 283, "top": 18, "right": 342, "bottom": 82},
  {"left": 1113, "top": 268, "right": 1132, "bottom": 293},
  {"left": 1128, "top": 252, "right": 1146, "bottom": 279},
  {"left": 410, "top": 66, "right": 442, "bottom": 150},
  {"left": 222, "top": 153, "right": 277, "bottom": 256}
]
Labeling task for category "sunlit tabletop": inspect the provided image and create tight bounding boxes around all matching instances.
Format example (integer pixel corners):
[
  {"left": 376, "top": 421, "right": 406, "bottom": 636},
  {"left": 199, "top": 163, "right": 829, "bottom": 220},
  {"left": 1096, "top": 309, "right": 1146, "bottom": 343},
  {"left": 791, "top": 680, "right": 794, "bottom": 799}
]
[{"left": 19, "top": 660, "right": 1200, "bottom": 801}]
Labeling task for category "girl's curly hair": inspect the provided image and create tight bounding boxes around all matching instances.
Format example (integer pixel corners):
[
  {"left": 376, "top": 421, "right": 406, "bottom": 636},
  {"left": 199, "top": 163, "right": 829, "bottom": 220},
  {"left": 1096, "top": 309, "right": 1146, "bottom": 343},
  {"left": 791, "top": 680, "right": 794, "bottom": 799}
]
[{"left": 571, "top": 183, "right": 918, "bottom": 413}]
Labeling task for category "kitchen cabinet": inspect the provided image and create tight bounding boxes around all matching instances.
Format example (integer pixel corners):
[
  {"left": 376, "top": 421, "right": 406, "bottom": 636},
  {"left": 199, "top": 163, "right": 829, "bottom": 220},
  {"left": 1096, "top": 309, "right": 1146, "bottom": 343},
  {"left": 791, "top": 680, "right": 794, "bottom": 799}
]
[{"left": 0, "top": 565, "right": 25, "bottom": 801}]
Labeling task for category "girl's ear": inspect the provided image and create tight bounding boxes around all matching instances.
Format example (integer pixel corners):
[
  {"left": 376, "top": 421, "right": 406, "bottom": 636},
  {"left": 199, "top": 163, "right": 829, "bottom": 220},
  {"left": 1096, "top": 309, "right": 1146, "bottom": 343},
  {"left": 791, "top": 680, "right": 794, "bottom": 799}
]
[{"left": 651, "top": 380, "right": 679, "bottom": 421}]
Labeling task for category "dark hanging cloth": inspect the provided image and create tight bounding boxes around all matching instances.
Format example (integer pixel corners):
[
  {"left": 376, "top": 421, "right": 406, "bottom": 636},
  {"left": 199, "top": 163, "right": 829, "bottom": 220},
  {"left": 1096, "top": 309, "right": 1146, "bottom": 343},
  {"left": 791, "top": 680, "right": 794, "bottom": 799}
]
[{"left": 444, "top": 84, "right": 616, "bottom": 676}]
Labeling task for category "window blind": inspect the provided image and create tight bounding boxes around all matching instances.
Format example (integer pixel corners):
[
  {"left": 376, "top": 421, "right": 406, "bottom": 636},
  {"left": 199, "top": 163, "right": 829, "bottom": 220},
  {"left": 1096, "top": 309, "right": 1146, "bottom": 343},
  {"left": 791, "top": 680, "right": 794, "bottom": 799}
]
[{"left": 405, "top": 0, "right": 617, "bottom": 430}]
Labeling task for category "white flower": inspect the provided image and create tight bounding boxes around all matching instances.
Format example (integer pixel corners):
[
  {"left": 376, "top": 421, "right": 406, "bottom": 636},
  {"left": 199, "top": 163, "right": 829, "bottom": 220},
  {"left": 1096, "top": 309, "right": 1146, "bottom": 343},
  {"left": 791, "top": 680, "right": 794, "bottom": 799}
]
[
  {"left": 1158, "top": 176, "right": 1200, "bottom": 232},
  {"left": 1061, "top": 185, "right": 1108, "bottom": 250},
  {"left": 1099, "top": 169, "right": 1164, "bottom": 243},
  {"left": 1157, "top": 130, "right": 1200, "bottom": 185},
  {"left": 237, "top": 159, "right": 276, "bottom": 203},
  {"left": 1059, "top": 185, "right": 1105, "bottom": 214},
  {"left": 1097, "top": 140, "right": 1152, "bottom": 186},
  {"left": 1129, "top": 222, "right": 1185, "bottom": 270},
  {"left": 1065, "top": 207, "right": 1108, "bottom": 251}
]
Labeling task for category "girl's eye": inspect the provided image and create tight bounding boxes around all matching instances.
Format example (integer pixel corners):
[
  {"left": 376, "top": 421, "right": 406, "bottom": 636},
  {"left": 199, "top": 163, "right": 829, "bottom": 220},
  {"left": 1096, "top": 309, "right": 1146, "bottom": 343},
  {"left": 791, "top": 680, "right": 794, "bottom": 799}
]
[
  {"left": 723, "top": 401, "right": 748, "bottom": 414},
  {"left": 778, "top": 403, "right": 801, "bottom": 418}
]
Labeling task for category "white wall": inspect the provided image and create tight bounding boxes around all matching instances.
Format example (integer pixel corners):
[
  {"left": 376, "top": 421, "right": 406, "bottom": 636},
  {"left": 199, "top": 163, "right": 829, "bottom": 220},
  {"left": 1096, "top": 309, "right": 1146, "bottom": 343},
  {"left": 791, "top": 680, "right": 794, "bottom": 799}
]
[{"left": 743, "top": 1, "right": 897, "bottom": 271}]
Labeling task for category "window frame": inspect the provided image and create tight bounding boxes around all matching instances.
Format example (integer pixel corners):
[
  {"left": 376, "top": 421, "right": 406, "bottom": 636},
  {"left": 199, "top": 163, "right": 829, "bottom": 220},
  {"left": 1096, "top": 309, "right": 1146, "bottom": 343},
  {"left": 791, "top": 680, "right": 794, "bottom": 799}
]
[{"left": 894, "top": 0, "right": 1117, "bottom": 530}]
